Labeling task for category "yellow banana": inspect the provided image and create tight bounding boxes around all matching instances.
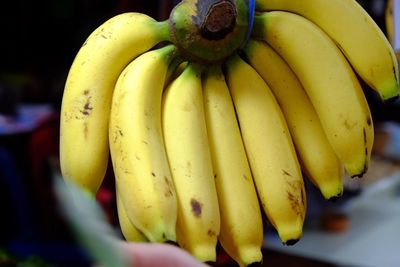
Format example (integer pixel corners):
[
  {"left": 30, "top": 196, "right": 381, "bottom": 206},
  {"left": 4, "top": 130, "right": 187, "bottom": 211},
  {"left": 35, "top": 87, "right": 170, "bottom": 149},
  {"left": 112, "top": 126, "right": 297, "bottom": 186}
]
[
  {"left": 244, "top": 40, "right": 344, "bottom": 200},
  {"left": 109, "top": 45, "right": 177, "bottom": 243},
  {"left": 162, "top": 64, "right": 220, "bottom": 262},
  {"left": 60, "top": 13, "right": 169, "bottom": 194},
  {"left": 253, "top": 11, "right": 374, "bottom": 178},
  {"left": 116, "top": 191, "right": 147, "bottom": 243},
  {"left": 385, "top": 0, "right": 400, "bottom": 61},
  {"left": 255, "top": 0, "right": 399, "bottom": 100},
  {"left": 225, "top": 54, "right": 306, "bottom": 245},
  {"left": 386, "top": 0, "right": 394, "bottom": 45},
  {"left": 203, "top": 65, "right": 263, "bottom": 266}
]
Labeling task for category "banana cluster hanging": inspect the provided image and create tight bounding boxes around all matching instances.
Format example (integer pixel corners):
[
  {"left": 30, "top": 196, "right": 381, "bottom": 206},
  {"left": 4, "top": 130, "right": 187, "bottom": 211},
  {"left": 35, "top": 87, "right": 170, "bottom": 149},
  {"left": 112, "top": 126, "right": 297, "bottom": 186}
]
[{"left": 59, "top": 0, "right": 399, "bottom": 266}]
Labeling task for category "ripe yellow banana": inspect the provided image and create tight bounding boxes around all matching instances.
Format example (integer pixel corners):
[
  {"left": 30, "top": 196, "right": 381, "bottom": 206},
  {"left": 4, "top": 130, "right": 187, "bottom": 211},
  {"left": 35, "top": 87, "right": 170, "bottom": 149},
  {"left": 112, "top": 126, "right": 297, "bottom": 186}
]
[
  {"left": 386, "top": 0, "right": 394, "bottom": 45},
  {"left": 109, "top": 45, "right": 178, "bottom": 243},
  {"left": 116, "top": 191, "right": 147, "bottom": 243},
  {"left": 244, "top": 40, "right": 344, "bottom": 200},
  {"left": 162, "top": 63, "right": 220, "bottom": 262},
  {"left": 60, "top": 13, "right": 170, "bottom": 194},
  {"left": 225, "top": 54, "right": 306, "bottom": 245},
  {"left": 253, "top": 11, "right": 374, "bottom": 178},
  {"left": 255, "top": 0, "right": 399, "bottom": 100},
  {"left": 385, "top": 0, "right": 400, "bottom": 61},
  {"left": 203, "top": 65, "right": 263, "bottom": 266}
]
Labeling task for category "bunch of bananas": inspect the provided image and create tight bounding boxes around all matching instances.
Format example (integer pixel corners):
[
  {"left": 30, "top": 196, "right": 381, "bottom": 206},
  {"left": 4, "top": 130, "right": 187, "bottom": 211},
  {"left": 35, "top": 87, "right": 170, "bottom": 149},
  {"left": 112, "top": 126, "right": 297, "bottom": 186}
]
[{"left": 60, "top": 0, "right": 399, "bottom": 266}]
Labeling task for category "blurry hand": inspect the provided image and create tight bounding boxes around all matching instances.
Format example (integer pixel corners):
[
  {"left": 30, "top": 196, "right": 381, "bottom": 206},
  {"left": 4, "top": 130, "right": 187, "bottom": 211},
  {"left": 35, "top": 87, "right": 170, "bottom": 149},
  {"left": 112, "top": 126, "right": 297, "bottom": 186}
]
[{"left": 117, "top": 242, "right": 210, "bottom": 267}]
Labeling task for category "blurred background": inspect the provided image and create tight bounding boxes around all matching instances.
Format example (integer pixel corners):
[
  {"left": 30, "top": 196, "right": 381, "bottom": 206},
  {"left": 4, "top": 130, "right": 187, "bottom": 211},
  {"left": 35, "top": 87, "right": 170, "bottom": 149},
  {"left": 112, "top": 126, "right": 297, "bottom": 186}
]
[{"left": 0, "top": 0, "right": 399, "bottom": 266}]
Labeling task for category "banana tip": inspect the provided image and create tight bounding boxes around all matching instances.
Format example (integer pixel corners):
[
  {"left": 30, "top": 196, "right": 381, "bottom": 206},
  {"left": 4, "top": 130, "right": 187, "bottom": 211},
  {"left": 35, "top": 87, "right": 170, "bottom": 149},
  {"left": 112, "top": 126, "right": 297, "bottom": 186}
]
[
  {"left": 283, "top": 239, "right": 299, "bottom": 246},
  {"left": 382, "top": 93, "right": 399, "bottom": 103},
  {"left": 327, "top": 192, "right": 344, "bottom": 202}
]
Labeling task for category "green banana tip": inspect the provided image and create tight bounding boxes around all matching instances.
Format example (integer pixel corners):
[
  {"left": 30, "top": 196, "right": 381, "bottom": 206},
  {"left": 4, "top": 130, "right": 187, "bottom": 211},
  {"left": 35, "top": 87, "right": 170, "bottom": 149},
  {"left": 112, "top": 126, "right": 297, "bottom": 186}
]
[{"left": 382, "top": 94, "right": 399, "bottom": 103}]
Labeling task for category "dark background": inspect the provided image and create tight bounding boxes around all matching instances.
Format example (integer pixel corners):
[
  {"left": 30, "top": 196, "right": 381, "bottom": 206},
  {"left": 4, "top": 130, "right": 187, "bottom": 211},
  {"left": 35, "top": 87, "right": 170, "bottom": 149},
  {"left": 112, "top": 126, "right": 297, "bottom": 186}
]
[{"left": 0, "top": 0, "right": 174, "bottom": 107}]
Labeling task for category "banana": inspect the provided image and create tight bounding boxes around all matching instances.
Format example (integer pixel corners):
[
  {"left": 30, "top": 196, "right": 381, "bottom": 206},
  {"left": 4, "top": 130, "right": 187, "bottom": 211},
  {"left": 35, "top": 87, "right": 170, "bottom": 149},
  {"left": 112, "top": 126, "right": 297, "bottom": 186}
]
[
  {"left": 116, "top": 191, "right": 147, "bottom": 243},
  {"left": 386, "top": 0, "right": 394, "bottom": 45},
  {"left": 165, "top": 60, "right": 188, "bottom": 86},
  {"left": 162, "top": 63, "right": 220, "bottom": 262},
  {"left": 109, "top": 45, "right": 178, "bottom": 243},
  {"left": 385, "top": 0, "right": 400, "bottom": 61},
  {"left": 244, "top": 40, "right": 344, "bottom": 200},
  {"left": 253, "top": 11, "right": 374, "bottom": 178},
  {"left": 225, "top": 54, "right": 306, "bottom": 245},
  {"left": 203, "top": 65, "right": 263, "bottom": 266},
  {"left": 60, "top": 13, "right": 170, "bottom": 194},
  {"left": 255, "top": 0, "right": 399, "bottom": 100}
]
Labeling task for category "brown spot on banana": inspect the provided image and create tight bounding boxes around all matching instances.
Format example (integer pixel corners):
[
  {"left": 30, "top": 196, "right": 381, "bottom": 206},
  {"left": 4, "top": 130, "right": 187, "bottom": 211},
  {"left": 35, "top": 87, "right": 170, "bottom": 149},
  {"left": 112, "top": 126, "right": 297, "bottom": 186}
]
[
  {"left": 343, "top": 119, "right": 357, "bottom": 130},
  {"left": 190, "top": 198, "right": 202, "bottom": 217},
  {"left": 287, "top": 191, "right": 297, "bottom": 209},
  {"left": 164, "top": 176, "right": 174, "bottom": 198},
  {"left": 112, "top": 126, "right": 123, "bottom": 144},
  {"left": 74, "top": 89, "right": 93, "bottom": 119},
  {"left": 360, "top": 127, "right": 369, "bottom": 177},
  {"left": 285, "top": 179, "right": 305, "bottom": 219},
  {"left": 300, "top": 186, "right": 306, "bottom": 212},
  {"left": 84, "top": 122, "right": 89, "bottom": 140},
  {"left": 81, "top": 102, "right": 93, "bottom": 116},
  {"left": 207, "top": 229, "right": 216, "bottom": 237},
  {"left": 287, "top": 190, "right": 302, "bottom": 218},
  {"left": 63, "top": 111, "right": 72, "bottom": 123},
  {"left": 282, "top": 169, "right": 291, "bottom": 176},
  {"left": 363, "top": 127, "right": 367, "bottom": 153}
]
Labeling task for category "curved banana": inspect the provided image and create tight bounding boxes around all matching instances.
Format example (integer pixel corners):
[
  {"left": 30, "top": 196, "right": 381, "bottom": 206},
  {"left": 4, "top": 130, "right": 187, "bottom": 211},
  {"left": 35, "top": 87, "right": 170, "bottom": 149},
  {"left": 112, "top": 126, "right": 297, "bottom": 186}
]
[
  {"left": 109, "top": 45, "right": 178, "bottom": 243},
  {"left": 203, "top": 65, "right": 263, "bottom": 266},
  {"left": 244, "top": 40, "right": 344, "bottom": 200},
  {"left": 116, "top": 191, "right": 147, "bottom": 243},
  {"left": 225, "top": 54, "right": 306, "bottom": 245},
  {"left": 60, "top": 13, "right": 170, "bottom": 194},
  {"left": 162, "top": 63, "right": 220, "bottom": 262},
  {"left": 253, "top": 11, "right": 374, "bottom": 178},
  {"left": 255, "top": 0, "right": 399, "bottom": 100}
]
